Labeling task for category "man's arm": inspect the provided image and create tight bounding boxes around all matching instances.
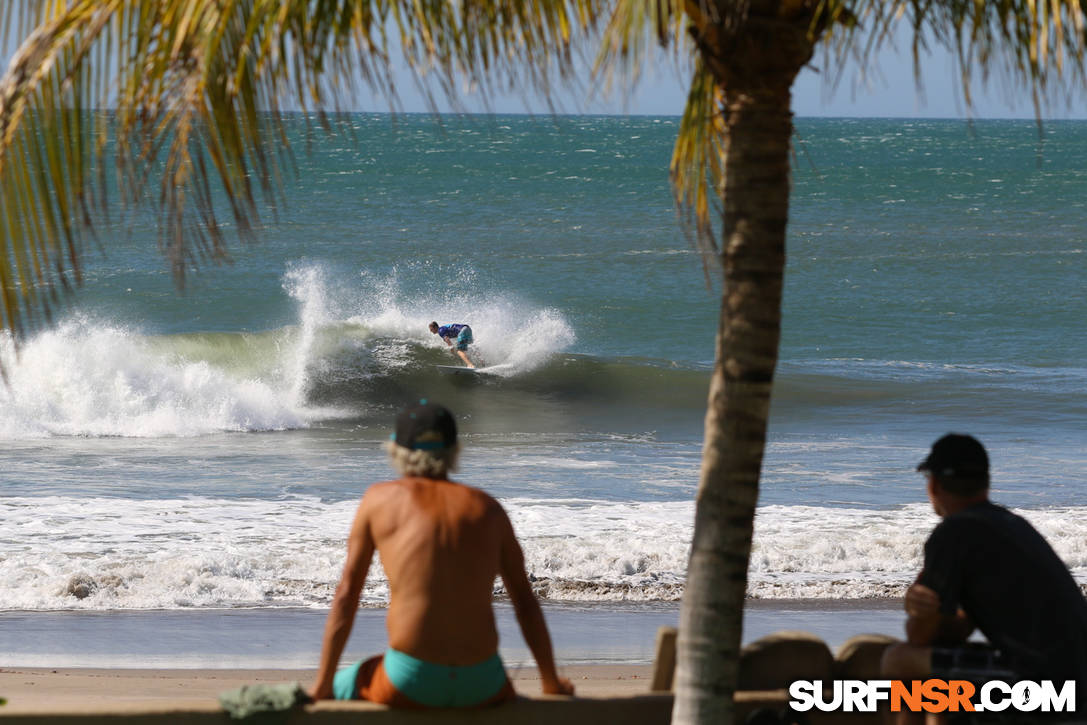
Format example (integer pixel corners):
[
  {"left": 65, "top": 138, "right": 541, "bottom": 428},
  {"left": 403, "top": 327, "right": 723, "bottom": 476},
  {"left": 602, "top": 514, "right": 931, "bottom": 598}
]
[
  {"left": 904, "top": 582, "right": 974, "bottom": 646},
  {"left": 498, "top": 510, "right": 574, "bottom": 696},
  {"left": 310, "top": 496, "right": 376, "bottom": 700},
  {"left": 911, "top": 526, "right": 974, "bottom": 646}
]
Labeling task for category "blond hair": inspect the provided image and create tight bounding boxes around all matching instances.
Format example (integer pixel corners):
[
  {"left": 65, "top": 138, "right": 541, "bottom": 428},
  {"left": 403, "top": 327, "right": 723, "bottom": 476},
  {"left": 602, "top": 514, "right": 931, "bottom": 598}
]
[{"left": 383, "top": 440, "right": 460, "bottom": 479}]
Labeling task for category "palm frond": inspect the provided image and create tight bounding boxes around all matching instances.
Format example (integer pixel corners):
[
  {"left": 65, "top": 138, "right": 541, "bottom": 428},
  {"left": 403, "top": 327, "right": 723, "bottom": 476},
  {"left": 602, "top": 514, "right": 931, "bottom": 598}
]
[
  {"left": 593, "top": 0, "right": 690, "bottom": 99},
  {"left": 1, "top": 0, "right": 115, "bottom": 345},
  {"left": 670, "top": 57, "right": 724, "bottom": 274},
  {"left": 820, "top": 0, "right": 1087, "bottom": 115}
]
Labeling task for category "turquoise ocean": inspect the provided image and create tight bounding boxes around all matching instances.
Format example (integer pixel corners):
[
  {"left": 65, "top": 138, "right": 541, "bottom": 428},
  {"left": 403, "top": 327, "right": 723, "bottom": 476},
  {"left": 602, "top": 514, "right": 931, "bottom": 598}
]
[{"left": 1, "top": 116, "right": 1085, "bottom": 668}]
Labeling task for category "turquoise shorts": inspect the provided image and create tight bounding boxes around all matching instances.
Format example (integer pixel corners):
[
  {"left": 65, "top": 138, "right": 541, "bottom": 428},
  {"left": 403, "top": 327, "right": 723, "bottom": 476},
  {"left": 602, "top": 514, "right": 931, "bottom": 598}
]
[
  {"left": 334, "top": 648, "right": 508, "bottom": 707},
  {"left": 454, "top": 326, "right": 473, "bottom": 351},
  {"left": 333, "top": 659, "right": 367, "bottom": 701},
  {"left": 384, "top": 648, "right": 506, "bottom": 707}
]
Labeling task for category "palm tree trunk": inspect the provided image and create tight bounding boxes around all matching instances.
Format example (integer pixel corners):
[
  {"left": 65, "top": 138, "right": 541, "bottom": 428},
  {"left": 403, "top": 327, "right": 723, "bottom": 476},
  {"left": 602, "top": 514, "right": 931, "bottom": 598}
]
[{"left": 672, "top": 81, "right": 795, "bottom": 724}]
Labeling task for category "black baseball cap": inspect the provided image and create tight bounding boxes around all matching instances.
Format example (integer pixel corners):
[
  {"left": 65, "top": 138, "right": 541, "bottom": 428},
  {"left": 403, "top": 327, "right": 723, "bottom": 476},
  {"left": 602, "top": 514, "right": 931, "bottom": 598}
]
[
  {"left": 392, "top": 400, "right": 457, "bottom": 451},
  {"left": 917, "top": 434, "right": 989, "bottom": 478}
]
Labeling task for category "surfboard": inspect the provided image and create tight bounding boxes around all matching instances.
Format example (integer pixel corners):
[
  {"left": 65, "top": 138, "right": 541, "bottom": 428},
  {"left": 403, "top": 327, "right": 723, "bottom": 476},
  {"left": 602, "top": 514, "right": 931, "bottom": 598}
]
[{"left": 435, "top": 365, "right": 486, "bottom": 376}]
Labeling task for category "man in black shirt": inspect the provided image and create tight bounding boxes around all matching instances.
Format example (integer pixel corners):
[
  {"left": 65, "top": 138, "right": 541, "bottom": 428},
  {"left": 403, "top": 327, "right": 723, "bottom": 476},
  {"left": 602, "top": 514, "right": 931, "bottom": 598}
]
[{"left": 882, "top": 434, "right": 1087, "bottom": 722}]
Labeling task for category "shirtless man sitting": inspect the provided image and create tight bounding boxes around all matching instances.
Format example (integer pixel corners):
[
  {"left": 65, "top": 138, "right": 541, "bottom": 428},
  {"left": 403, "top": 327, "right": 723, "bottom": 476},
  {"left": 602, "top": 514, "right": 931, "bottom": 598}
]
[{"left": 309, "top": 400, "right": 574, "bottom": 706}]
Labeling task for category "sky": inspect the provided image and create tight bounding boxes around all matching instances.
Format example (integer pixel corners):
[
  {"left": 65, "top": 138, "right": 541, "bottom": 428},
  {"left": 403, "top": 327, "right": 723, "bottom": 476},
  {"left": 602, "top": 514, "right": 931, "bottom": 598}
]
[
  {"left": 359, "top": 39, "right": 1087, "bottom": 119},
  {"left": 332, "top": 19, "right": 1087, "bottom": 119},
  {"left": 5, "top": 23, "right": 1087, "bottom": 119}
]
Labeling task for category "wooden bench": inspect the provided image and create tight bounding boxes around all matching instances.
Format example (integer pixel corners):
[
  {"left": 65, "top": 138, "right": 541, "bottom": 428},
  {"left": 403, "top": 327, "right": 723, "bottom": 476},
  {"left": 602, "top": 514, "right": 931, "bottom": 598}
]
[
  {"left": 650, "top": 626, "right": 899, "bottom": 725},
  {"left": 0, "top": 696, "right": 675, "bottom": 724}
]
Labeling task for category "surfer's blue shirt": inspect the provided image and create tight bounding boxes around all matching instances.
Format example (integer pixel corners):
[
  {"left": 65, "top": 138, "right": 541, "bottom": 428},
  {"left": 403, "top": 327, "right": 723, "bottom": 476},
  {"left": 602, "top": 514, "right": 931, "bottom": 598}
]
[
  {"left": 437, "top": 324, "right": 473, "bottom": 351},
  {"left": 436, "top": 324, "right": 466, "bottom": 340}
]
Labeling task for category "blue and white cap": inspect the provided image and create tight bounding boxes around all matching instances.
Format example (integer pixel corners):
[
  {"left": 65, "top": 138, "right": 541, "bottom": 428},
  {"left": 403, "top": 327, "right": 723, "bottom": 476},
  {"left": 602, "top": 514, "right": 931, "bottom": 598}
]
[{"left": 392, "top": 399, "right": 457, "bottom": 451}]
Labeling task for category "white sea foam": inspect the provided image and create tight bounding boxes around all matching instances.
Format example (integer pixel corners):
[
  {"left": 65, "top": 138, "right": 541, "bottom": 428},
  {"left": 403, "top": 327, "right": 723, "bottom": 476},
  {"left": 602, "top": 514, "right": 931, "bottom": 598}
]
[
  {"left": 0, "top": 261, "right": 365, "bottom": 438},
  {"left": 283, "top": 265, "right": 330, "bottom": 408},
  {"left": 5, "top": 496, "right": 1087, "bottom": 610},
  {"left": 0, "top": 495, "right": 369, "bottom": 610},
  {"left": 0, "top": 320, "right": 307, "bottom": 439}
]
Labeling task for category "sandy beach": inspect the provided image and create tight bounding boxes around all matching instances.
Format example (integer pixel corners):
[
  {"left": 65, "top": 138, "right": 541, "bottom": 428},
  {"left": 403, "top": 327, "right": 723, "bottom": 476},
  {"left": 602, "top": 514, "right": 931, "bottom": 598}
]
[{"left": 0, "top": 665, "right": 656, "bottom": 714}]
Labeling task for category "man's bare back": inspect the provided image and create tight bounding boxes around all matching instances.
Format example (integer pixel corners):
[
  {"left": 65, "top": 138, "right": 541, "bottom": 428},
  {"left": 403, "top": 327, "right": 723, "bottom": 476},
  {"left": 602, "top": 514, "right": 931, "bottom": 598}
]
[
  {"left": 368, "top": 477, "right": 511, "bottom": 663},
  {"left": 310, "top": 401, "right": 573, "bottom": 705}
]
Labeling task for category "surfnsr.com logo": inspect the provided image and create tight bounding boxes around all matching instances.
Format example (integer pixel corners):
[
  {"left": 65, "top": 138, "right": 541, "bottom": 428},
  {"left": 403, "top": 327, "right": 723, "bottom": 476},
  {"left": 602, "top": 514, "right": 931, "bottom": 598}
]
[{"left": 789, "top": 679, "right": 1076, "bottom": 713}]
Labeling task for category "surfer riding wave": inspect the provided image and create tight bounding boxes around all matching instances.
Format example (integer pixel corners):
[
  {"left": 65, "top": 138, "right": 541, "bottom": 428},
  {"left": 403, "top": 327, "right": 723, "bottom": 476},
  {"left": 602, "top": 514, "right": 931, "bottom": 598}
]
[{"left": 429, "top": 322, "right": 475, "bottom": 368}]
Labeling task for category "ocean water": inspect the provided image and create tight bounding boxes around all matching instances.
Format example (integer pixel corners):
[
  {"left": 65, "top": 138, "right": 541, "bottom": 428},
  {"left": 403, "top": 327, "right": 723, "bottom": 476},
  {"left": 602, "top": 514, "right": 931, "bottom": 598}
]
[{"left": 1, "top": 115, "right": 1085, "bottom": 666}]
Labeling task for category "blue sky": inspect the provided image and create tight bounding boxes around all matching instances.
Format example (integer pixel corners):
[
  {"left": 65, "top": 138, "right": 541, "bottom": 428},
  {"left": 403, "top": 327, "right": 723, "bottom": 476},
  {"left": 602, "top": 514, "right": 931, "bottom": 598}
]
[
  {"left": 338, "top": 21, "right": 1087, "bottom": 119},
  {"left": 360, "top": 41, "right": 1087, "bottom": 119},
  {"left": 5, "top": 25, "right": 1087, "bottom": 118}
]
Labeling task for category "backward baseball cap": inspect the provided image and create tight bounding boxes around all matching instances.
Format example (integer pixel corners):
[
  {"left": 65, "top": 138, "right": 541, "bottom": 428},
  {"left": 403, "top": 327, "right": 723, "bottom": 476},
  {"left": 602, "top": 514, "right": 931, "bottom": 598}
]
[
  {"left": 392, "top": 400, "right": 457, "bottom": 451},
  {"left": 917, "top": 433, "right": 989, "bottom": 479}
]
